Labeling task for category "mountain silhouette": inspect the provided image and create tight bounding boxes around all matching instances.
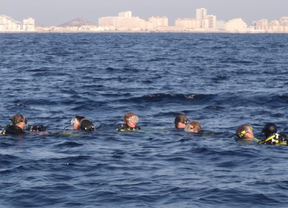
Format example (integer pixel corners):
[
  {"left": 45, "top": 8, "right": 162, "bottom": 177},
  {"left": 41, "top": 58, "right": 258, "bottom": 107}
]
[{"left": 59, "top": 18, "right": 96, "bottom": 27}]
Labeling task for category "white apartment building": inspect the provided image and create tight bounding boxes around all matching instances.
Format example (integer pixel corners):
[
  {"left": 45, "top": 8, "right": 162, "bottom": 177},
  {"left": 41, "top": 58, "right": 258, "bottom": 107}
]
[
  {"left": 195, "top": 8, "right": 217, "bottom": 29},
  {"left": 225, "top": 18, "right": 247, "bottom": 32},
  {"left": 202, "top": 15, "right": 216, "bottom": 29},
  {"left": 0, "top": 15, "right": 21, "bottom": 31},
  {"left": 175, "top": 18, "right": 200, "bottom": 29},
  {"left": 23, "top": 18, "right": 35, "bottom": 31},
  {"left": 196, "top": 8, "right": 207, "bottom": 20},
  {"left": 269, "top": 20, "right": 280, "bottom": 32},
  {"left": 99, "top": 11, "right": 133, "bottom": 28},
  {"left": 0, "top": 15, "right": 35, "bottom": 32},
  {"left": 254, "top": 19, "right": 269, "bottom": 31},
  {"left": 147, "top": 16, "right": 168, "bottom": 29}
]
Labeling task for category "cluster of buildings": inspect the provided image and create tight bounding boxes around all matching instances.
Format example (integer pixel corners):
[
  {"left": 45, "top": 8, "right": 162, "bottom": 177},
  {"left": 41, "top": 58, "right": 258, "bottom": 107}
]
[
  {"left": 98, "top": 9, "right": 288, "bottom": 33},
  {"left": 0, "top": 15, "right": 35, "bottom": 32},
  {"left": 1, "top": 8, "right": 288, "bottom": 33},
  {"left": 251, "top": 17, "right": 288, "bottom": 33},
  {"left": 91, "top": 9, "right": 288, "bottom": 33},
  {"left": 175, "top": 8, "right": 216, "bottom": 31},
  {"left": 98, "top": 11, "right": 168, "bottom": 31},
  {"left": 97, "top": 9, "right": 217, "bottom": 32}
]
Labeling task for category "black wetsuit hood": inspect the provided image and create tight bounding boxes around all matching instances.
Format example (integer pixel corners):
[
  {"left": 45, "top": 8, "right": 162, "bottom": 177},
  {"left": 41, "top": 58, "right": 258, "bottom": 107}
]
[{"left": 262, "top": 123, "right": 277, "bottom": 138}]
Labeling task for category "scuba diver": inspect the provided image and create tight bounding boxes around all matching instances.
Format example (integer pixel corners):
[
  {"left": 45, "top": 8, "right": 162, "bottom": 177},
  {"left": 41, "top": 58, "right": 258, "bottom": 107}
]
[
  {"left": 235, "top": 125, "right": 260, "bottom": 143},
  {"left": 5, "top": 114, "right": 28, "bottom": 135},
  {"left": 2, "top": 114, "right": 47, "bottom": 135},
  {"left": 184, "top": 121, "right": 201, "bottom": 133},
  {"left": 259, "top": 123, "right": 288, "bottom": 145},
  {"left": 174, "top": 115, "right": 189, "bottom": 129},
  {"left": 116, "top": 112, "right": 141, "bottom": 131},
  {"left": 52, "top": 116, "right": 95, "bottom": 137},
  {"left": 71, "top": 116, "right": 95, "bottom": 131}
]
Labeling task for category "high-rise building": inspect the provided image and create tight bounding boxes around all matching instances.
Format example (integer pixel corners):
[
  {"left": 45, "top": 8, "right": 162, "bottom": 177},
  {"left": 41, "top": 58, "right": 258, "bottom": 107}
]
[
  {"left": 202, "top": 15, "right": 216, "bottom": 29},
  {"left": 196, "top": 8, "right": 207, "bottom": 20},
  {"left": 0, "top": 15, "right": 34, "bottom": 32}
]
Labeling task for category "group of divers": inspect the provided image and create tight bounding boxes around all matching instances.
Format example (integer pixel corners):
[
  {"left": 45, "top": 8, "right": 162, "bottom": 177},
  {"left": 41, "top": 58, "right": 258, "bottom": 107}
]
[{"left": 1, "top": 113, "right": 288, "bottom": 145}]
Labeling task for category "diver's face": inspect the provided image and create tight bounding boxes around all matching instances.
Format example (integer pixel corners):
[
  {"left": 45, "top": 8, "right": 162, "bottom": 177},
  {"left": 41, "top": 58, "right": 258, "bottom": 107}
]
[
  {"left": 127, "top": 120, "right": 136, "bottom": 128},
  {"left": 126, "top": 115, "right": 138, "bottom": 128},
  {"left": 73, "top": 119, "right": 80, "bottom": 130},
  {"left": 187, "top": 124, "right": 198, "bottom": 133},
  {"left": 17, "top": 121, "right": 26, "bottom": 130},
  {"left": 244, "top": 127, "right": 254, "bottom": 139}
]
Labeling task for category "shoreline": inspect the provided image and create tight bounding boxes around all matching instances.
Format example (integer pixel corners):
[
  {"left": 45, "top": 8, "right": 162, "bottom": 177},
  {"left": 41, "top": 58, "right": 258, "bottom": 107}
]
[{"left": 1, "top": 30, "right": 288, "bottom": 34}]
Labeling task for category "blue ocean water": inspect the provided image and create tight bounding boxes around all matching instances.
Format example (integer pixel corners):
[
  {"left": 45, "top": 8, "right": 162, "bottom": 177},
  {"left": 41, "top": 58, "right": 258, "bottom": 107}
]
[{"left": 0, "top": 33, "right": 288, "bottom": 207}]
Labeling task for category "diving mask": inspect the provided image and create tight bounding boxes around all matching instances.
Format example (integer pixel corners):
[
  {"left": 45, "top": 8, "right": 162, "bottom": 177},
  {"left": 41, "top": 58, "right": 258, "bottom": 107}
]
[
  {"left": 239, "top": 126, "right": 253, "bottom": 138},
  {"left": 127, "top": 115, "right": 139, "bottom": 124},
  {"left": 71, "top": 117, "right": 79, "bottom": 126},
  {"left": 184, "top": 124, "right": 193, "bottom": 132}
]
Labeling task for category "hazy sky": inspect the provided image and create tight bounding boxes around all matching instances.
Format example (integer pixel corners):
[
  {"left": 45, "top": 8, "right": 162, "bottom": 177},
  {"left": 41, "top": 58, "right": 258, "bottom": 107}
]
[{"left": 1, "top": 0, "right": 287, "bottom": 26}]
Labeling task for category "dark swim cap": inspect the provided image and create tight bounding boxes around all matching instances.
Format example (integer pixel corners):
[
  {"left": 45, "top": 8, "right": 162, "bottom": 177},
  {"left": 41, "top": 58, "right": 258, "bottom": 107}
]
[
  {"left": 174, "top": 115, "right": 189, "bottom": 128},
  {"left": 262, "top": 123, "right": 277, "bottom": 137},
  {"left": 80, "top": 119, "right": 95, "bottom": 131}
]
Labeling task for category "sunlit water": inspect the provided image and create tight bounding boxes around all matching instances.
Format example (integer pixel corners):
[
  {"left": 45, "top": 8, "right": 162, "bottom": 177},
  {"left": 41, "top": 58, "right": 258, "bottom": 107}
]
[{"left": 1, "top": 33, "right": 288, "bottom": 207}]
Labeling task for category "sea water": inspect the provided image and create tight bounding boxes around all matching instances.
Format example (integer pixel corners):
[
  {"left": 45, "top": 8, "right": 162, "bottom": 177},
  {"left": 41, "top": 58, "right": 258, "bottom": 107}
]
[{"left": 0, "top": 33, "right": 288, "bottom": 207}]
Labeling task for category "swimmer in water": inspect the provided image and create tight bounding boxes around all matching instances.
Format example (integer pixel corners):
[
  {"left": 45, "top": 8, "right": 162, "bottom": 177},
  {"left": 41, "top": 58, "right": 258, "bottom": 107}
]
[
  {"left": 71, "top": 116, "right": 95, "bottom": 131},
  {"left": 259, "top": 123, "right": 288, "bottom": 145},
  {"left": 174, "top": 115, "right": 189, "bottom": 129},
  {"left": 116, "top": 112, "right": 141, "bottom": 131},
  {"left": 184, "top": 121, "right": 201, "bottom": 133},
  {"left": 5, "top": 114, "right": 28, "bottom": 135},
  {"left": 235, "top": 125, "right": 260, "bottom": 143}
]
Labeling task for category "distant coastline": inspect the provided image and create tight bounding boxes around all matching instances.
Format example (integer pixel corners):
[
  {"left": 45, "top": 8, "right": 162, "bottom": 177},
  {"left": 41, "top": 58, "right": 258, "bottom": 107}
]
[
  {"left": 1, "top": 9, "right": 288, "bottom": 34},
  {"left": 1, "top": 30, "right": 288, "bottom": 34}
]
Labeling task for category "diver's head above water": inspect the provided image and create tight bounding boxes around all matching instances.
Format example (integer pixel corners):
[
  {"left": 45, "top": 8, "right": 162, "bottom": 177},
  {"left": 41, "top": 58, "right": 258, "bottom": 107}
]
[
  {"left": 11, "top": 114, "right": 27, "bottom": 130},
  {"left": 185, "top": 121, "right": 201, "bottom": 133},
  {"left": 174, "top": 115, "right": 189, "bottom": 129},
  {"left": 123, "top": 112, "right": 139, "bottom": 128},
  {"left": 262, "top": 123, "right": 277, "bottom": 138},
  {"left": 236, "top": 125, "right": 254, "bottom": 139}
]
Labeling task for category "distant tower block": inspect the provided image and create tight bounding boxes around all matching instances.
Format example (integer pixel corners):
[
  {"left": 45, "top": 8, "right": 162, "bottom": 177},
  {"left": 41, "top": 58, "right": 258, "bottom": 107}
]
[
  {"left": 196, "top": 8, "right": 207, "bottom": 20},
  {"left": 119, "top": 11, "right": 132, "bottom": 18}
]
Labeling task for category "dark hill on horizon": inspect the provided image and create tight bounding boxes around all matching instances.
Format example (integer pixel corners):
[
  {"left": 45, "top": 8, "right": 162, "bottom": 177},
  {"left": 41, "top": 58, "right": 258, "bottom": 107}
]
[{"left": 59, "top": 18, "right": 96, "bottom": 27}]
